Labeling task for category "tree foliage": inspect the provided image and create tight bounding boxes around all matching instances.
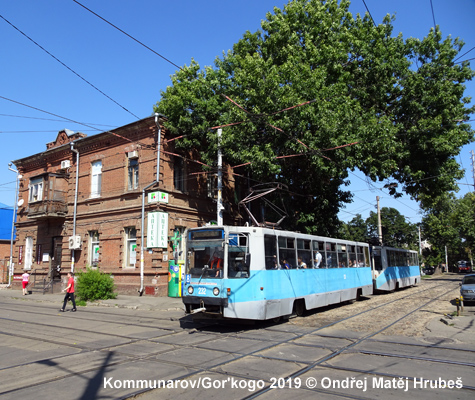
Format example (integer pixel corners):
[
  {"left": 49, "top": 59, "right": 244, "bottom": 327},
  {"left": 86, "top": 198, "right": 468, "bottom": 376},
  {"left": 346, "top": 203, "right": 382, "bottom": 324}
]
[
  {"left": 155, "top": 0, "right": 474, "bottom": 234},
  {"left": 421, "top": 192, "right": 475, "bottom": 266},
  {"left": 339, "top": 208, "right": 418, "bottom": 249}
]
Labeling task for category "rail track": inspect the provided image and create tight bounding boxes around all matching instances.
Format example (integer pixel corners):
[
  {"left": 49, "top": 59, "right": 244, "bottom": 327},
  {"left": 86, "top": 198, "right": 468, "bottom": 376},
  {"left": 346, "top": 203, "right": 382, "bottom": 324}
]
[{"left": 0, "top": 275, "right": 472, "bottom": 399}]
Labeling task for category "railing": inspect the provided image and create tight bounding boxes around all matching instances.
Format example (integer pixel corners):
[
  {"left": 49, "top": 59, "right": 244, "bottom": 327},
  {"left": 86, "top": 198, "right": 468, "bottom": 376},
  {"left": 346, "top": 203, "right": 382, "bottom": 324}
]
[
  {"left": 26, "top": 269, "right": 61, "bottom": 294},
  {"left": 27, "top": 199, "right": 68, "bottom": 218},
  {"left": 26, "top": 268, "right": 39, "bottom": 292}
]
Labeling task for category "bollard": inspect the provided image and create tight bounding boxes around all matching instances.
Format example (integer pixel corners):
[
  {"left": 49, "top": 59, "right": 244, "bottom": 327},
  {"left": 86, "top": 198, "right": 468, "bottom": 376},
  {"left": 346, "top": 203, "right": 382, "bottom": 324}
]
[
  {"left": 456, "top": 298, "right": 460, "bottom": 316},
  {"left": 460, "top": 296, "right": 464, "bottom": 312}
]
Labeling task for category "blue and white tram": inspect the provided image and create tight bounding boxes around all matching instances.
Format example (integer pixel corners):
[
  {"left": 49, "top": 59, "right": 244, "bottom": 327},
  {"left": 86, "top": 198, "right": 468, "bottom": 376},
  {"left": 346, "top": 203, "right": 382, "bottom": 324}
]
[
  {"left": 370, "top": 246, "right": 420, "bottom": 292},
  {"left": 182, "top": 225, "right": 373, "bottom": 320}
]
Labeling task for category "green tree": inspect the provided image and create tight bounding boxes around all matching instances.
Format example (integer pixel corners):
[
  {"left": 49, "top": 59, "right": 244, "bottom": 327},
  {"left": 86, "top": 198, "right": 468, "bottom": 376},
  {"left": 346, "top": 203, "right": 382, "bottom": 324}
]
[
  {"left": 338, "top": 214, "right": 368, "bottom": 242},
  {"left": 422, "top": 192, "right": 474, "bottom": 267},
  {"left": 155, "top": 0, "right": 474, "bottom": 234},
  {"left": 366, "top": 207, "right": 418, "bottom": 248}
]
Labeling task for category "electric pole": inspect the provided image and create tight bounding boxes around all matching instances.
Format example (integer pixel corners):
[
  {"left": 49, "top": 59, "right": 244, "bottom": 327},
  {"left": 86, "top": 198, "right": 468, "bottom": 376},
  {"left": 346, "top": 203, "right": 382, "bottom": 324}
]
[
  {"left": 471, "top": 150, "right": 475, "bottom": 192},
  {"left": 217, "top": 128, "right": 223, "bottom": 225},
  {"left": 376, "top": 196, "right": 382, "bottom": 245}
]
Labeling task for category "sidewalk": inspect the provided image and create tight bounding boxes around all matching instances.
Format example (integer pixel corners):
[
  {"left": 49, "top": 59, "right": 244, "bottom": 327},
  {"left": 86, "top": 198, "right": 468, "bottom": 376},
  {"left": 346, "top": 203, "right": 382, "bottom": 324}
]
[{"left": 0, "top": 285, "right": 184, "bottom": 312}]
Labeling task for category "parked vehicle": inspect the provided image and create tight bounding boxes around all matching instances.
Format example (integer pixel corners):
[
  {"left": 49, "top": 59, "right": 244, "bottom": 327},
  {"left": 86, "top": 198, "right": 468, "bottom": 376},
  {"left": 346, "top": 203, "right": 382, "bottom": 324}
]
[{"left": 460, "top": 274, "right": 475, "bottom": 302}]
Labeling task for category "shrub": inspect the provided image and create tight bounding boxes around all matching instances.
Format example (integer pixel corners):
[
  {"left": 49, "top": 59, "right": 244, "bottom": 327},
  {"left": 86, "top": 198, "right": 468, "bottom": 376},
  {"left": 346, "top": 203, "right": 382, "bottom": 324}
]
[{"left": 76, "top": 268, "right": 117, "bottom": 302}]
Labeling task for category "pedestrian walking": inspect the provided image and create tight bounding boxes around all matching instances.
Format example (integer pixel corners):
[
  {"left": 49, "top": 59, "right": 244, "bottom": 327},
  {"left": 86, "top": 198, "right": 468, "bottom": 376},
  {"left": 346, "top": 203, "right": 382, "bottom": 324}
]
[
  {"left": 21, "top": 270, "right": 30, "bottom": 295},
  {"left": 60, "top": 272, "right": 77, "bottom": 312}
]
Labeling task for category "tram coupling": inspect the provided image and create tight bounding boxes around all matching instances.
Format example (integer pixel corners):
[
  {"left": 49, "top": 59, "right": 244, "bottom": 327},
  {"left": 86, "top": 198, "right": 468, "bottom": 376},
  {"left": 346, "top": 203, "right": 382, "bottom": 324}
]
[{"left": 191, "top": 307, "right": 207, "bottom": 314}]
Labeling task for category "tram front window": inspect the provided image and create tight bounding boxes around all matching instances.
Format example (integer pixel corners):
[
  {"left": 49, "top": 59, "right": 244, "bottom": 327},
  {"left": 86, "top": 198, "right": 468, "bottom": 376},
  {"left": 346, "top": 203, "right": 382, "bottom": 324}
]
[{"left": 187, "top": 241, "right": 224, "bottom": 279}]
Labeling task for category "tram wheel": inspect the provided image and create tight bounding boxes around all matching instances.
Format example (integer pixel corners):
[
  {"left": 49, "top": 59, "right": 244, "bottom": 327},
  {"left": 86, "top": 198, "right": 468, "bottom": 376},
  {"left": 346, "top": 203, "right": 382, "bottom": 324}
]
[{"left": 294, "top": 299, "right": 305, "bottom": 317}]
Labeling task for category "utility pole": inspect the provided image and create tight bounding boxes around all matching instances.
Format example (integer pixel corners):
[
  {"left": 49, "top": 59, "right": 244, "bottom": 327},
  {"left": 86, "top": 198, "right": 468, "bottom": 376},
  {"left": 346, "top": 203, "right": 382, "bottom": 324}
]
[
  {"left": 7, "top": 163, "right": 20, "bottom": 287},
  {"left": 418, "top": 225, "right": 422, "bottom": 256},
  {"left": 471, "top": 150, "right": 475, "bottom": 192},
  {"left": 217, "top": 128, "right": 224, "bottom": 225},
  {"left": 376, "top": 196, "right": 383, "bottom": 245}
]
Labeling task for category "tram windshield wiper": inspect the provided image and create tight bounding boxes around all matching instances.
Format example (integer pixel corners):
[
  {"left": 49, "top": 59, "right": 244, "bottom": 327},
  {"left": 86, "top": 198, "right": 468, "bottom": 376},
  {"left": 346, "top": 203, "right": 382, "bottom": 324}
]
[{"left": 199, "top": 265, "right": 209, "bottom": 282}]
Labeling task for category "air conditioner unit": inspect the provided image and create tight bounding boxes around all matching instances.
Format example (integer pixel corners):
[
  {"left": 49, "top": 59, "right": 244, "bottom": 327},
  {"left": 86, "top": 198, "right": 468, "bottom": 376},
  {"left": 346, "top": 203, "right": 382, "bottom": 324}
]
[
  {"left": 61, "top": 160, "right": 71, "bottom": 169},
  {"left": 68, "top": 235, "right": 81, "bottom": 250},
  {"left": 127, "top": 150, "right": 139, "bottom": 158}
]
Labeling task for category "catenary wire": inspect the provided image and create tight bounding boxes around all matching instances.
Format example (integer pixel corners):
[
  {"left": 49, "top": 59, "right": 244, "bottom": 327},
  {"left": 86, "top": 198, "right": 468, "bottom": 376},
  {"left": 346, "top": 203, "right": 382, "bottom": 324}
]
[{"left": 0, "top": 13, "right": 140, "bottom": 120}]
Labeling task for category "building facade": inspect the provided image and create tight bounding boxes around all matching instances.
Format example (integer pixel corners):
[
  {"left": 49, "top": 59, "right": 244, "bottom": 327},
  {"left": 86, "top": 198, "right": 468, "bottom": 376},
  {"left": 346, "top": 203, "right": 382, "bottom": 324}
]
[{"left": 11, "top": 116, "right": 241, "bottom": 295}]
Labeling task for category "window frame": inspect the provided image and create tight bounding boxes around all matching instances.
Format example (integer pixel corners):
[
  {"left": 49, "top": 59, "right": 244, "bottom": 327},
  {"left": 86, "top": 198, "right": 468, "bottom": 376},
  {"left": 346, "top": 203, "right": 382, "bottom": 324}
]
[
  {"left": 125, "top": 227, "right": 137, "bottom": 268},
  {"left": 127, "top": 155, "right": 139, "bottom": 191},
  {"left": 91, "top": 160, "right": 102, "bottom": 198},
  {"left": 89, "top": 230, "right": 100, "bottom": 267},
  {"left": 28, "top": 177, "right": 44, "bottom": 203}
]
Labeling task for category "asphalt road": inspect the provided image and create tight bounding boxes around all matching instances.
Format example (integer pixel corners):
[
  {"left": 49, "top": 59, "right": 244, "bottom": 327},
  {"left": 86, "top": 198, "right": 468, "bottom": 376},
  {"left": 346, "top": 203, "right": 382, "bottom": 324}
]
[{"left": 0, "top": 278, "right": 474, "bottom": 400}]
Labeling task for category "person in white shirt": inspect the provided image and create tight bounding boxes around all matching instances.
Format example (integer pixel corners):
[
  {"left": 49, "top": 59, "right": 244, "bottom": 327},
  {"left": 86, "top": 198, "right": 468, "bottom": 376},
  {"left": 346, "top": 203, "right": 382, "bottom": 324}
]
[
  {"left": 314, "top": 250, "right": 322, "bottom": 268},
  {"left": 22, "top": 270, "right": 30, "bottom": 295}
]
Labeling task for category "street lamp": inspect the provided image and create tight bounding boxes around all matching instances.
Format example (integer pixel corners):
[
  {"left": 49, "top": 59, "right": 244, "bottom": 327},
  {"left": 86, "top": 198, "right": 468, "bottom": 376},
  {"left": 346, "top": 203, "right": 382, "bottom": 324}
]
[{"left": 7, "top": 163, "right": 20, "bottom": 287}]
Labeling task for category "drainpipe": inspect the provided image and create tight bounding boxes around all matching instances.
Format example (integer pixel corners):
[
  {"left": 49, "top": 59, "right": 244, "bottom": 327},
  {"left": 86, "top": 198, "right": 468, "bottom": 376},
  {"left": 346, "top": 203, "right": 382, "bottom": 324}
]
[
  {"left": 138, "top": 113, "right": 163, "bottom": 295},
  {"left": 70, "top": 143, "right": 79, "bottom": 273},
  {"left": 7, "top": 163, "right": 20, "bottom": 287}
]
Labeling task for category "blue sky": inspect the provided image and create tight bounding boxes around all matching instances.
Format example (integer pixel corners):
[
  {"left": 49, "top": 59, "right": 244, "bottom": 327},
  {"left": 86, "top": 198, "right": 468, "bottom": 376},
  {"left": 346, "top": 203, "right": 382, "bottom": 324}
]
[{"left": 1, "top": 0, "right": 474, "bottom": 226}]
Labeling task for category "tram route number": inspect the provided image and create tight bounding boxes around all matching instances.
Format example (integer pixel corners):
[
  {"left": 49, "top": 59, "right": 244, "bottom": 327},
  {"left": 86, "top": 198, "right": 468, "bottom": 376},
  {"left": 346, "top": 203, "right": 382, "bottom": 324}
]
[{"left": 270, "top": 377, "right": 302, "bottom": 389}]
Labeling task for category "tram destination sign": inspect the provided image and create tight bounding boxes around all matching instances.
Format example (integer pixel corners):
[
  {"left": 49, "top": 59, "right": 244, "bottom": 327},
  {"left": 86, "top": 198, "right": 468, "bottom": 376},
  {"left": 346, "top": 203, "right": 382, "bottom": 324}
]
[{"left": 189, "top": 229, "right": 224, "bottom": 240}]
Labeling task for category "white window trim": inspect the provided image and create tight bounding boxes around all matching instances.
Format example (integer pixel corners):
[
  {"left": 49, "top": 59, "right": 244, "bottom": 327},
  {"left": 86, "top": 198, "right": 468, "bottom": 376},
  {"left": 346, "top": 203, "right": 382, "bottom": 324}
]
[
  {"left": 125, "top": 227, "right": 137, "bottom": 268},
  {"left": 89, "top": 231, "right": 100, "bottom": 267},
  {"left": 28, "top": 177, "right": 43, "bottom": 203},
  {"left": 91, "top": 160, "right": 102, "bottom": 198}
]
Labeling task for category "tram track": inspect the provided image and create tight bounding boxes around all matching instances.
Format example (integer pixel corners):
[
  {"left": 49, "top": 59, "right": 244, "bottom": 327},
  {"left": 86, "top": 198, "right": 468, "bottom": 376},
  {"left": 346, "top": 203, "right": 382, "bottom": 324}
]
[
  {"left": 239, "top": 281, "right": 472, "bottom": 399},
  {"left": 0, "top": 277, "right": 470, "bottom": 399},
  {"left": 125, "top": 278, "right": 468, "bottom": 399}
]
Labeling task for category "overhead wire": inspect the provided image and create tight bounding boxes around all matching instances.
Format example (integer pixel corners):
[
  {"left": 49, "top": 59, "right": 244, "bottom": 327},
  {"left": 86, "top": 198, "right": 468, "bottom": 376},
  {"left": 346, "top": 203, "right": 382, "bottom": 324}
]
[
  {"left": 71, "top": 0, "right": 183, "bottom": 71},
  {"left": 429, "top": 0, "right": 437, "bottom": 28},
  {"left": 0, "top": 113, "right": 116, "bottom": 127},
  {"left": 0, "top": 13, "right": 140, "bottom": 120},
  {"left": 3, "top": 1, "right": 470, "bottom": 220},
  {"left": 0, "top": 95, "right": 152, "bottom": 149}
]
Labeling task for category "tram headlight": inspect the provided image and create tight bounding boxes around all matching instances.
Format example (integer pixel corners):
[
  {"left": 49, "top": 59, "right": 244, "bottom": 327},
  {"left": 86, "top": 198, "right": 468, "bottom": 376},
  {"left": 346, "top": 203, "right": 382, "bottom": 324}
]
[
  {"left": 187, "top": 286, "right": 194, "bottom": 295},
  {"left": 213, "top": 287, "right": 220, "bottom": 296}
]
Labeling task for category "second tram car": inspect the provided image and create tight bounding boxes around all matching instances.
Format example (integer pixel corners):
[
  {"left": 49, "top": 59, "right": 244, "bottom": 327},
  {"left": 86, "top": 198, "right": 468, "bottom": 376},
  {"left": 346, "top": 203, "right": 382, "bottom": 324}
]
[{"left": 371, "top": 246, "right": 420, "bottom": 292}]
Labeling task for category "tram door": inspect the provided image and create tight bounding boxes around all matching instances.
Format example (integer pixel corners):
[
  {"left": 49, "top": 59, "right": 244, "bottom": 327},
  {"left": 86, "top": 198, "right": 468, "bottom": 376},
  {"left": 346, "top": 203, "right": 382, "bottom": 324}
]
[{"left": 51, "top": 237, "right": 62, "bottom": 279}]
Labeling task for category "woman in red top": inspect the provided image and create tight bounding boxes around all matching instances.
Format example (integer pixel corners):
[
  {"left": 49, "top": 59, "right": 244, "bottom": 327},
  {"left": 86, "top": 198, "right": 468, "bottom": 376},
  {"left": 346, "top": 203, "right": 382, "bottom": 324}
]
[{"left": 60, "top": 272, "right": 77, "bottom": 312}]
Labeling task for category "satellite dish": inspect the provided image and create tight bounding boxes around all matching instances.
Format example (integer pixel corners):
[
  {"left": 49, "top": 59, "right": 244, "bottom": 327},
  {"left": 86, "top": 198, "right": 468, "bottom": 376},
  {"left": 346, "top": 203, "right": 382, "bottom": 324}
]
[{"left": 17, "top": 199, "right": 24, "bottom": 207}]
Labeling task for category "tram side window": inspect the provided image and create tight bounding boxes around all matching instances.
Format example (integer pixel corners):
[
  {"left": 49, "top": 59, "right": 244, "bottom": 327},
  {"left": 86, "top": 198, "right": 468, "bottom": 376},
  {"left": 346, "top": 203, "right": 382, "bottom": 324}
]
[
  {"left": 297, "top": 239, "right": 311, "bottom": 268},
  {"left": 338, "top": 244, "right": 348, "bottom": 268},
  {"left": 387, "top": 250, "right": 395, "bottom": 267},
  {"left": 356, "top": 246, "right": 365, "bottom": 267},
  {"left": 313, "top": 241, "right": 325, "bottom": 268},
  {"left": 348, "top": 245, "right": 357, "bottom": 267},
  {"left": 373, "top": 249, "right": 382, "bottom": 270},
  {"left": 265, "top": 235, "right": 278, "bottom": 269},
  {"left": 228, "top": 233, "right": 250, "bottom": 278},
  {"left": 326, "top": 242, "right": 338, "bottom": 268},
  {"left": 363, "top": 247, "right": 370, "bottom": 267},
  {"left": 278, "top": 236, "right": 296, "bottom": 269},
  {"left": 398, "top": 251, "right": 404, "bottom": 266}
]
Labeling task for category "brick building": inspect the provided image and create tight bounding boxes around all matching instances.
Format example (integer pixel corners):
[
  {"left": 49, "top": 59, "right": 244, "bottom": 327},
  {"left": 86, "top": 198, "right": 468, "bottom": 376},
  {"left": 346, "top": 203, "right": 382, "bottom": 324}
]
[{"left": 11, "top": 115, "right": 241, "bottom": 295}]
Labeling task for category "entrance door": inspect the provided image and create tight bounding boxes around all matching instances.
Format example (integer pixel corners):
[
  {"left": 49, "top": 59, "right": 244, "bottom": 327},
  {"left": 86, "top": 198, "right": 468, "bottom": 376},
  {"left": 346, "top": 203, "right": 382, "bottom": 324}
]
[{"left": 51, "top": 237, "right": 62, "bottom": 279}]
